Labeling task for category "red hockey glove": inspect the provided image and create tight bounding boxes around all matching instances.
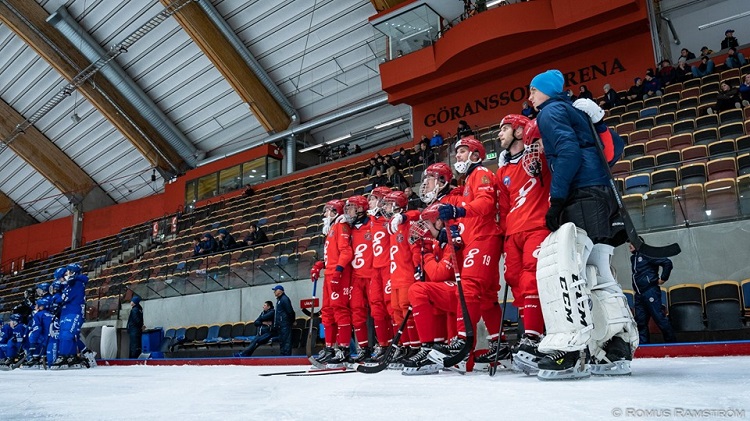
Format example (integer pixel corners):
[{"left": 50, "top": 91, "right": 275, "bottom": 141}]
[{"left": 310, "top": 260, "right": 325, "bottom": 281}]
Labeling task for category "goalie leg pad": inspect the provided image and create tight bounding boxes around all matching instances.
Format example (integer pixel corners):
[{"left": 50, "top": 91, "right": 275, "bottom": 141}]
[
  {"left": 586, "top": 244, "right": 639, "bottom": 361},
  {"left": 536, "top": 223, "right": 594, "bottom": 353}
]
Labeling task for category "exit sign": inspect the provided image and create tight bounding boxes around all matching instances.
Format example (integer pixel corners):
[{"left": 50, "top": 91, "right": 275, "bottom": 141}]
[{"left": 486, "top": 152, "right": 497, "bottom": 160}]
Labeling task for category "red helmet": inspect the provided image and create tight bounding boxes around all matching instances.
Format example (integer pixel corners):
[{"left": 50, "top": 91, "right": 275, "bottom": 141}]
[
  {"left": 500, "top": 114, "right": 530, "bottom": 132},
  {"left": 424, "top": 162, "right": 453, "bottom": 184},
  {"left": 324, "top": 199, "right": 344, "bottom": 215},
  {"left": 384, "top": 191, "right": 408, "bottom": 210},
  {"left": 522, "top": 119, "right": 542, "bottom": 146},
  {"left": 455, "top": 136, "right": 486, "bottom": 160},
  {"left": 369, "top": 186, "right": 392, "bottom": 199},
  {"left": 420, "top": 202, "right": 442, "bottom": 224},
  {"left": 345, "top": 195, "right": 369, "bottom": 212}
]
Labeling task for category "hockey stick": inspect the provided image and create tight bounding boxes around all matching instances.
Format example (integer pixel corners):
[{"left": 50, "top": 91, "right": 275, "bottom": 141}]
[
  {"left": 586, "top": 119, "right": 681, "bottom": 258},
  {"left": 259, "top": 367, "right": 347, "bottom": 377},
  {"left": 440, "top": 226, "right": 475, "bottom": 369},
  {"left": 355, "top": 307, "right": 412, "bottom": 373},
  {"left": 489, "top": 283, "right": 510, "bottom": 376},
  {"left": 306, "top": 277, "right": 326, "bottom": 369}
]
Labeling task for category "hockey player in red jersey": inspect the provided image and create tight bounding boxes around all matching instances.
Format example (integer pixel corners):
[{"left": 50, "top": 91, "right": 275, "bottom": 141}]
[
  {"left": 316, "top": 200, "right": 354, "bottom": 367},
  {"left": 419, "top": 163, "right": 455, "bottom": 206},
  {"left": 496, "top": 115, "right": 551, "bottom": 374},
  {"left": 367, "top": 186, "right": 395, "bottom": 361},
  {"left": 433, "top": 137, "right": 504, "bottom": 365},
  {"left": 344, "top": 195, "right": 377, "bottom": 363},
  {"left": 383, "top": 190, "right": 421, "bottom": 365},
  {"left": 402, "top": 203, "right": 459, "bottom": 375}
]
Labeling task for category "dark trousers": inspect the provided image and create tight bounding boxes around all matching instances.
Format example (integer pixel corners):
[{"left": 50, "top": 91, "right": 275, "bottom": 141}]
[
  {"left": 278, "top": 324, "right": 292, "bottom": 356},
  {"left": 128, "top": 331, "right": 142, "bottom": 358},
  {"left": 634, "top": 287, "right": 676, "bottom": 344},
  {"left": 240, "top": 332, "right": 274, "bottom": 357}
]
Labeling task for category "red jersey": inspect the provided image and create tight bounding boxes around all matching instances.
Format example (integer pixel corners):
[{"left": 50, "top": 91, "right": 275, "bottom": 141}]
[
  {"left": 421, "top": 240, "right": 456, "bottom": 284},
  {"left": 497, "top": 152, "right": 551, "bottom": 236},
  {"left": 350, "top": 217, "right": 375, "bottom": 278},
  {"left": 323, "top": 221, "right": 353, "bottom": 272},
  {"left": 370, "top": 214, "right": 390, "bottom": 269},
  {"left": 389, "top": 210, "right": 420, "bottom": 288},
  {"left": 455, "top": 166, "right": 502, "bottom": 243}
]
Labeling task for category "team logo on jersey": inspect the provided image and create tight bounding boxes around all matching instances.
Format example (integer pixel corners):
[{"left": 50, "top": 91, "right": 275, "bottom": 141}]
[
  {"left": 482, "top": 175, "right": 490, "bottom": 184},
  {"left": 364, "top": 232, "right": 372, "bottom": 241},
  {"left": 503, "top": 175, "right": 511, "bottom": 186},
  {"left": 396, "top": 233, "right": 404, "bottom": 243}
]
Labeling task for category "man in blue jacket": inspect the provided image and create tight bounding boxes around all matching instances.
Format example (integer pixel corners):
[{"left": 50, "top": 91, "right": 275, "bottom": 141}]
[
  {"left": 630, "top": 240, "right": 676, "bottom": 344},
  {"left": 237, "top": 301, "right": 276, "bottom": 357},
  {"left": 528, "top": 69, "right": 637, "bottom": 380},
  {"left": 273, "top": 285, "right": 296, "bottom": 356}
]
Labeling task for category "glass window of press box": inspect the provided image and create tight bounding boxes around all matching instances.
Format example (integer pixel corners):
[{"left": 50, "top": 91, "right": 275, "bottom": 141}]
[
  {"left": 185, "top": 156, "right": 281, "bottom": 206},
  {"left": 372, "top": 4, "right": 442, "bottom": 60}
]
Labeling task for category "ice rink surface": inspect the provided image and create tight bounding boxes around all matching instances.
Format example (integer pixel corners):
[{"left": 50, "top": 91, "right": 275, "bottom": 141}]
[{"left": 3, "top": 356, "right": 750, "bottom": 421}]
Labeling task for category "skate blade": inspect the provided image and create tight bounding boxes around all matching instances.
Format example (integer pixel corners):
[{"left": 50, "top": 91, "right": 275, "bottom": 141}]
[
  {"left": 590, "top": 360, "right": 631, "bottom": 376},
  {"left": 387, "top": 362, "right": 404, "bottom": 370},
  {"left": 325, "top": 362, "right": 346, "bottom": 369},
  {"left": 426, "top": 349, "right": 452, "bottom": 365},
  {"left": 537, "top": 366, "right": 591, "bottom": 381},
  {"left": 401, "top": 365, "right": 442, "bottom": 376}
]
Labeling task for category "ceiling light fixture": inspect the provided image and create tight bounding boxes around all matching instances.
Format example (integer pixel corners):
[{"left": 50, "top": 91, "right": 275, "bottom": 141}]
[
  {"left": 374, "top": 118, "right": 404, "bottom": 129},
  {"left": 299, "top": 144, "right": 325, "bottom": 153},
  {"left": 326, "top": 133, "right": 352, "bottom": 145}
]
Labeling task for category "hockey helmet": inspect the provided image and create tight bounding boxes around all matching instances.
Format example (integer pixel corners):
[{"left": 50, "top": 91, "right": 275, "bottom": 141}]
[
  {"left": 420, "top": 202, "right": 443, "bottom": 224},
  {"left": 345, "top": 195, "right": 369, "bottom": 213},
  {"left": 51, "top": 280, "right": 64, "bottom": 293},
  {"left": 53, "top": 267, "right": 67, "bottom": 280},
  {"left": 36, "top": 296, "right": 50, "bottom": 308},
  {"left": 454, "top": 136, "right": 486, "bottom": 174},
  {"left": 522, "top": 118, "right": 542, "bottom": 146},
  {"left": 10, "top": 313, "right": 22, "bottom": 323},
  {"left": 323, "top": 199, "right": 345, "bottom": 216},
  {"left": 499, "top": 114, "right": 530, "bottom": 132},
  {"left": 37, "top": 282, "right": 50, "bottom": 294},
  {"left": 383, "top": 191, "right": 408, "bottom": 217},
  {"left": 369, "top": 186, "right": 393, "bottom": 199}
]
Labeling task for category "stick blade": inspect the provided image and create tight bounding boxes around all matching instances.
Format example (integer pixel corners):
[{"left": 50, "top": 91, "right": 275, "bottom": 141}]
[{"left": 637, "top": 241, "right": 681, "bottom": 258}]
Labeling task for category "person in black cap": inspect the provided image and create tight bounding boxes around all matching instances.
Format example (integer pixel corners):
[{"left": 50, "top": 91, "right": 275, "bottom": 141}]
[
  {"left": 127, "top": 296, "right": 144, "bottom": 358},
  {"left": 721, "top": 29, "right": 739, "bottom": 50},
  {"left": 272, "top": 285, "right": 295, "bottom": 356}
]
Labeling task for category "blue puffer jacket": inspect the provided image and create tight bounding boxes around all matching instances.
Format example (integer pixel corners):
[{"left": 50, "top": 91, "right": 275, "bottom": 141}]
[
  {"left": 630, "top": 251, "right": 673, "bottom": 294},
  {"left": 536, "top": 93, "right": 611, "bottom": 200}
]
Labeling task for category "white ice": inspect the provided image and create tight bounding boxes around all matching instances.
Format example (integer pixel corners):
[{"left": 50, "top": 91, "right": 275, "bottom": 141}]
[{"left": 2, "top": 356, "right": 749, "bottom": 421}]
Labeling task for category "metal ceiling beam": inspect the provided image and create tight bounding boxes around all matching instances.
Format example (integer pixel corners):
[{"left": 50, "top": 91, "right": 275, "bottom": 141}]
[
  {"left": 0, "top": 97, "right": 115, "bottom": 207},
  {"left": 164, "top": 0, "right": 292, "bottom": 133},
  {"left": 0, "top": 0, "right": 187, "bottom": 176}
]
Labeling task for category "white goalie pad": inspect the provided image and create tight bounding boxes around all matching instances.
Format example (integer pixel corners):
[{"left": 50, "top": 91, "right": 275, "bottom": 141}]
[
  {"left": 536, "top": 223, "right": 594, "bottom": 353},
  {"left": 586, "top": 244, "right": 639, "bottom": 360}
]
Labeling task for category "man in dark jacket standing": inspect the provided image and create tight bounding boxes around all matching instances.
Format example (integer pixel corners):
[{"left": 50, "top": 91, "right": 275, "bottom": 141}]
[
  {"left": 630, "top": 240, "right": 676, "bottom": 344},
  {"left": 272, "top": 285, "right": 295, "bottom": 356},
  {"left": 237, "top": 301, "right": 275, "bottom": 357},
  {"left": 127, "top": 296, "right": 144, "bottom": 358}
]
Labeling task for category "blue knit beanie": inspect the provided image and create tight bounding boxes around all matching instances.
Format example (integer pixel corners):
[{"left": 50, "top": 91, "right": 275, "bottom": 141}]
[
  {"left": 530, "top": 70, "right": 565, "bottom": 97},
  {"left": 132, "top": 295, "right": 141, "bottom": 305}
]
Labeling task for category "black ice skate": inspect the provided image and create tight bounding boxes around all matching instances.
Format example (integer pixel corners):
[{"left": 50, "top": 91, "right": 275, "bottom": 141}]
[
  {"left": 590, "top": 336, "right": 632, "bottom": 376},
  {"left": 368, "top": 344, "right": 388, "bottom": 364},
  {"left": 537, "top": 349, "right": 590, "bottom": 380},
  {"left": 315, "top": 347, "right": 336, "bottom": 364},
  {"left": 512, "top": 334, "right": 546, "bottom": 375},
  {"left": 82, "top": 349, "right": 98, "bottom": 368},
  {"left": 427, "top": 337, "right": 465, "bottom": 365},
  {"left": 402, "top": 346, "right": 442, "bottom": 376},
  {"left": 326, "top": 347, "right": 352, "bottom": 368},
  {"left": 352, "top": 346, "right": 372, "bottom": 364}
]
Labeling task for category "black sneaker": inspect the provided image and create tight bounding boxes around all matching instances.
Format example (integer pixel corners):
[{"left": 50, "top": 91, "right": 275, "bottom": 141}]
[
  {"left": 512, "top": 334, "right": 546, "bottom": 375},
  {"left": 474, "top": 340, "right": 511, "bottom": 364},
  {"left": 590, "top": 336, "right": 632, "bottom": 376},
  {"left": 537, "top": 349, "right": 590, "bottom": 380}
]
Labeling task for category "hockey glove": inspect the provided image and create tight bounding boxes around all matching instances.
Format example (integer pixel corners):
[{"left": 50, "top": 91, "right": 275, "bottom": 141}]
[
  {"left": 572, "top": 98, "right": 605, "bottom": 124},
  {"left": 388, "top": 213, "right": 407, "bottom": 234},
  {"left": 449, "top": 225, "right": 463, "bottom": 250},
  {"left": 545, "top": 198, "right": 566, "bottom": 232},
  {"left": 330, "top": 265, "right": 344, "bottom": 283},
  {"left": 438, "top": 204, "right": 466, "bottom": 221},
  {"left": 436, "top": 228, "right": 448, "bottom": 247},
  {"left": 310, "top": 260, "right": 325, "bottom": 282}
]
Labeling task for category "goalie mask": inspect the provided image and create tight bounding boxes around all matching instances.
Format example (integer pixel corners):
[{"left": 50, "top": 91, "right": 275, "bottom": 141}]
[
  {"left": 521, "top": 119, "right": 544, "bottom": 177},
  {"left": 383, "top": 191, "right": 407, "bottom": 218},
  {"left": 419, "top": 162, "right": 453, "bottom": 205},
  {"left": 344, "top": 195, "right": 369, "bottom": 224},
  {"left": 453, "top": 137, "right": 486, "bottom": 174}
]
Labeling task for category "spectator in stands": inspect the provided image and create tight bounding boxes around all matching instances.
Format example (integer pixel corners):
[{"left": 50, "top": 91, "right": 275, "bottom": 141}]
[
  {"left": 566, "top": 89, "right": 577, "bottom": 101},
  {"left": 430, "top": 129, "right": 444, "bottom": 148},
  {"left": 417, "top": 141, "right": 435, "bottom": 166},
  {"left": 521, "top": 101, "right": 536, "bottom": 118},
  {"left": 642, "top": 69, "right": 663, "bottom": 100},
  {"left": 398, "top": 147, "right": 414, "bottom": 168},
  {"left": 724, "top": 47, "right": 747, "bottom": 69},
  {"left": 739, "top": 74, "right": 750, "bottom": 106},
  {"left": 127, "top": 296, "right": 144, "bottom": 358},
  {"left": 700, "top": 46, "right": 713, "bottom": 56},
  {"left": 599, "top": 83, "right": 620, "bottom": 109},
  {"left": 709, "top": 80, "right": 742, "bottom": 115},
  {"left": 384, "top": 155, "right": 400, "bottom": 170},
  {"left": 386, "top": 166, "right": 407, "bottom": 190},
  {"left": 456, "top": 119, "right": 474, "bottom": 138},
  {"left": 243, "top": 185, "right": 255, "bottom": 197},
  {"left": 370, "top": 168, "right": 388, "bottom": 190},
  {"left": 675, "top": 58, "right": 694, "bottom": 83},
  {"left": 577, "top": 85, "right": 594, "bottom": 100},
  {"left": 629, "top": 240, "right": 676, "bottom": 344},
  {"left": 624, "top": 77, "right": 644, "bottom": 104},
  {"left": 679, "top": 48, "right": 696, "bottom": 61},
  {"left": 363, "top": 157, "right": 379, "bottom": 177},
  {"left": 243, "top": 223, "right": 269, "bottom": 246},
  {"left": 657, "top": 59, "right": 678, "bottom": 87},
  {"left": 354, "top": 145, "right": 362, "bottom": 154},
  {"left": 272, "top": 285, "right": 296, "bottom": 356},
  {"left": 197, "top": 232, "right": 218, "bottom": 255},
  {"left": 691, "top": 55, "right": 715, "bottom": 78},
  {"left": 216, "top": 228, "right": 237, "bottom": 252},
  {"left": 721, "top": 29, "right": 739, "bottom": 50},
  {"left": 191, "top": 235, "right": 202, "bottom": 256},
  {"left": 237, "top": 301, "right": 275, "bottom": 357},
  {"left": 404, "top": 186, "right": 421, "bottom": 211}
]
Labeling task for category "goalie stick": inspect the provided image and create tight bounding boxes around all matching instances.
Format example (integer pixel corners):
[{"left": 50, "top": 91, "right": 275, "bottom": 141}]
[{"left": 586, "top": 118, "right": 681, "bottom": 258}]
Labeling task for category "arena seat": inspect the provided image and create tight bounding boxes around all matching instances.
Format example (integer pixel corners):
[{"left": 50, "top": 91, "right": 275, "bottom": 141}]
[
  {"left": 622, "top": 194, "right": 645, "bottom": 231},
  {"left": 703, "top": 281, "right": 744, "bottom": 330},
  {"left": 706, "top": 157, "right": 737, "bottom": 181},
  {"left": 656, "top": 150, "right": 681, "bottom": 168},
  {"left": 668, "top": 284, "right": 705, "bottom": 331},
  {"left": 719, "top": 109, "right": 744, "bottom": 125},
  {"left": 643, "top": 189, "right": 676, "bottom": 229},
  {"left": 673, "top": 183, "right": 706, "bottom": 225},
  {"left": 672, "top": 118, "right": 695, "bottom": 134},
  {"left": 719, "top": 122, "right": 745, "bottom": 141},
  {"left": 693, "top": 128, "right": 719, "bottom": 146},
  {"left": 631, "top": 155, "right": 656, "bottom": 172},
  {"left": 612, "top": 160, "right": 631, "bottom": 177},
  {"left": 679, "top": 163, "right": 707, "bottom": 185},
  {"left": 704, "top": 178, "right": 738, "bottom": 220},
  {"left": 624, "top": 143, "right": 645, "bottom": 159},
  {"left": 739, "top": 154, "right": 750, "bottom": 176},
  {"left": 737, "top": 137, "right": 750, "bottom": 155},
  {"left": 635, "top": 116, "right": 655, "bottom": 130},
  {"left": 708, "top": 139, "right": 736, "bottom": 157},
  {"left": 654, "top": 111, "right": 675, "bottom": 125},
  {"left": 650, "top": 168, "right": 678, "bottom": 190},
  {"left": 680, "top": 145, "right": 708, "bottom": 163},
  {"left": 649, "top": 125, "right": 672, "bottom": 140},
  {"left": 623, "top": 289, "right": 635, "bottom": 312},
  {"left": 624, "top": 174, "right": 650, "bottom": 194},
  {"left": 738, "top": 175, "right": 750, "bottom": 215},
  {"left": 675, "top": 107, "right": 697, "bottom": 123}
]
